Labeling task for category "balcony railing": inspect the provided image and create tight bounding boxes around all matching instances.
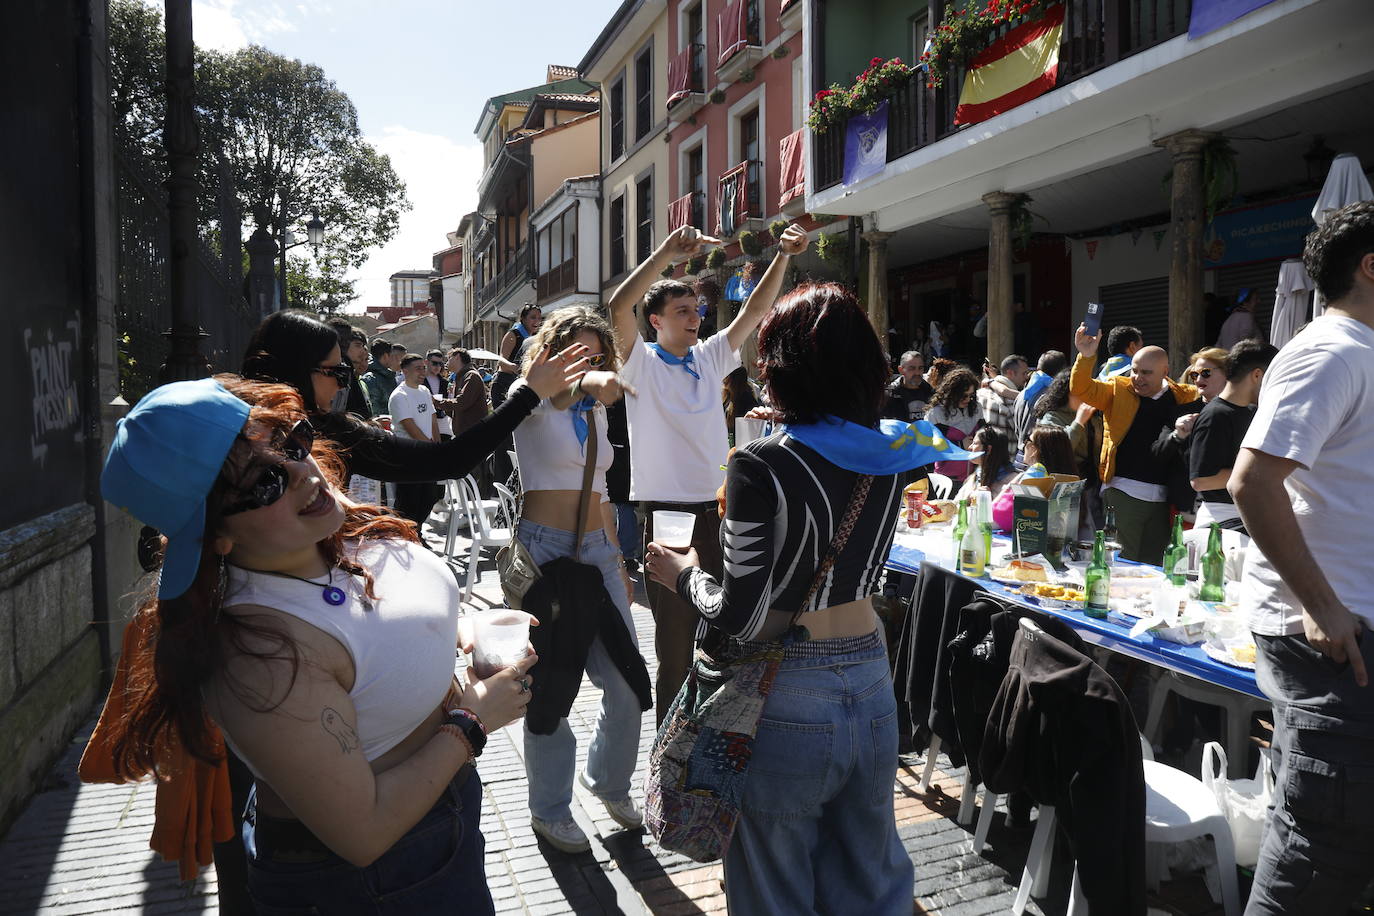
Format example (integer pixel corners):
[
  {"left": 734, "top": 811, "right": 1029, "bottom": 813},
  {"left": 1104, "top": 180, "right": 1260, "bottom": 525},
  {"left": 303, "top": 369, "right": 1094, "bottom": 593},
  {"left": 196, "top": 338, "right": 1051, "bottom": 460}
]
[
  {"left": 536, "top": 258, "right": 576, "bottom": 302},
  {"left": 668, "top": 191, "right": 705, "bottom": 233},
  {"left": 717, "top": 0, "right": 760, "bottom": 69},
  {"left": 812, "top": 0, "right": 1191, "bottom": 193},
  {"left": 717, "top": 160, "right": 761, "bottom": 237},
  {"left": 667, "top": 43, "right": 705, "bottom": 109},
  {"left": 475, "top": 245, "right": 530, "bottom": 309}
]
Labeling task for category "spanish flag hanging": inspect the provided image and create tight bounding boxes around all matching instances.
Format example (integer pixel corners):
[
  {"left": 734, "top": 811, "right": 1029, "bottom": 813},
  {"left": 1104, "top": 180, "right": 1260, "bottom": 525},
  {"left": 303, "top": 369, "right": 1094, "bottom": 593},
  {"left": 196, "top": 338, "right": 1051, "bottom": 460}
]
[{"left": 954, "top": 5, "right": 1064, "bottom": 126}]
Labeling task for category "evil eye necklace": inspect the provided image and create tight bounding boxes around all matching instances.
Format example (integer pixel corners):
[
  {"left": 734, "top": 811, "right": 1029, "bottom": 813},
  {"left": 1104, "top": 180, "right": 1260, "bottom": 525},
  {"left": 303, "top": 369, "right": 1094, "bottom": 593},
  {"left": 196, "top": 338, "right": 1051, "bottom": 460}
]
[{"left": 233, "top": 564, "right": 371, "bottom": 611}]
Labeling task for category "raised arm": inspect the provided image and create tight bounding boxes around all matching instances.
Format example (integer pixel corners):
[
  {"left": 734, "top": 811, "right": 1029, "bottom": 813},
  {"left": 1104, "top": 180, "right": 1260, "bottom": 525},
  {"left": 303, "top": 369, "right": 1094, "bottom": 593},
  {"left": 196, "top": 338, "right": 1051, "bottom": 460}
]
[
  {"left": 725, "top": 224, "right": 809, "bottom": 354},
  {"left": 607, "top": 226, "right": 720, "bottom": 362},
  {"left": 1069, "top": 324, "right": 1116, "bottom": 410}
]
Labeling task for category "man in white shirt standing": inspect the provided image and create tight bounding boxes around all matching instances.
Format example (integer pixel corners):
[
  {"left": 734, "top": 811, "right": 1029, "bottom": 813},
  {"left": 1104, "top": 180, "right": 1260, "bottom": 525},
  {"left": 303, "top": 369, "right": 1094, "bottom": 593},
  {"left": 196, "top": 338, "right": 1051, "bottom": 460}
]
[
  {"left": 387, "top": 353, "right": 442, "bottom": 527},
  {"left": 610, "top": 223, "right": 809, "bottom": 721},
  {"left": 1231, "top": 201, "right": 1374, "bottom": 916}
]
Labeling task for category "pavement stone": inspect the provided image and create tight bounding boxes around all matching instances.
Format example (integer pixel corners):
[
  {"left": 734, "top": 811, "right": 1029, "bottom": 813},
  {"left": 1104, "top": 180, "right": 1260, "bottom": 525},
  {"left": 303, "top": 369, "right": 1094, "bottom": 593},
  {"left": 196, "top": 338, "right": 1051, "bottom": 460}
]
[{"left": 0, "top": 510, "right": 1225, "bottom": 915}]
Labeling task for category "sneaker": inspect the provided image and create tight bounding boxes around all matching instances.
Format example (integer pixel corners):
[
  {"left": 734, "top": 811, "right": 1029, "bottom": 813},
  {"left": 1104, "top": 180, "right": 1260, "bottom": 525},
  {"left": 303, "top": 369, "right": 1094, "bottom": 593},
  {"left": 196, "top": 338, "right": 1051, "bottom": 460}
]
[
  {"left": 531, "top": 816, "right": 591, "bottom": 854},
  {"left": 578, "top": 771, "right": 644, "bottom": 829}
]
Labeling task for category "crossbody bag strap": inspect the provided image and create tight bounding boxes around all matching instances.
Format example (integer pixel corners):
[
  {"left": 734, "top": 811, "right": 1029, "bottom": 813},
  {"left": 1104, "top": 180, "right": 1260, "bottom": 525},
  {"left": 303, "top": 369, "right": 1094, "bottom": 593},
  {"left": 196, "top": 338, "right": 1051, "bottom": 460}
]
[
  {"left": 573, "top": 409, "right": 599, "bottom": 562},
  {"left": 792, "top": 473, "right": 874, "bottom": 626}
]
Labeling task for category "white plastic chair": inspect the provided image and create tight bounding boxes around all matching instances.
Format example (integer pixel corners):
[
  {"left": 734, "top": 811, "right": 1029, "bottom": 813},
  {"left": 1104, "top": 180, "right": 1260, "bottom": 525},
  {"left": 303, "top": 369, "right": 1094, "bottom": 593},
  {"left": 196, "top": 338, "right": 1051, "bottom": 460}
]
[
  {"left": 926, "top": 472, "right": 954, "bottom": 500},
  {"left": 441, "top": 477, "right": 498, "bottom": 559},
  {"left": 456, "top": 478, "right": 512, "bottom": 601},
  {"left": 1144, "top": 669, "right": 1270, "bottom": 777},
  {"left": 492, "top": 482, "right": 520, "bottom": 534}
]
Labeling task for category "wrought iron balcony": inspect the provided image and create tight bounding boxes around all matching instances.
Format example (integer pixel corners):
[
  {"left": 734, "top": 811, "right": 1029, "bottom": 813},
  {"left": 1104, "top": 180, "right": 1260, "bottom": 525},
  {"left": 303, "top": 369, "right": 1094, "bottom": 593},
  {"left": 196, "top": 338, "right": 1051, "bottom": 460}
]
[{"left": 475, "top": 245, "right": 531, "bottom": 310}]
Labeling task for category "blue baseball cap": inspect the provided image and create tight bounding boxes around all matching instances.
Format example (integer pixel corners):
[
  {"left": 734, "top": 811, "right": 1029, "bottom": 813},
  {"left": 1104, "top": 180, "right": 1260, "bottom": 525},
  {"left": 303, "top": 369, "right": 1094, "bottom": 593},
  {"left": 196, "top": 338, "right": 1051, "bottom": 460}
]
[{"left": 102, "top": 378, "right": 252, "bottom": 599}]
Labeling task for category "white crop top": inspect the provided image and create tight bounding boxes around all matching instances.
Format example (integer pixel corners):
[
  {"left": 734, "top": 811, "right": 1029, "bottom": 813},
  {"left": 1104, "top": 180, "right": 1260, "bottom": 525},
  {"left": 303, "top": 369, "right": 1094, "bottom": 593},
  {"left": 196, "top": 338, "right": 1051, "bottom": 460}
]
[
  {"left": 222, "top": 538, "right": 459, "bottom": 763},
  {"left": 513, "top": 398, "right": 612, "bottom": 496}
]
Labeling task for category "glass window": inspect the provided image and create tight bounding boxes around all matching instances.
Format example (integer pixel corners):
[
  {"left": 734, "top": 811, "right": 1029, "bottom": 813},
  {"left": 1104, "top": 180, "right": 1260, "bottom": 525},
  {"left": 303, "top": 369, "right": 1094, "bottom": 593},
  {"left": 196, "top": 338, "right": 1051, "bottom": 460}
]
[
  {"left": 635, "top": 45, "right": 653, "bottom": 142},
  {"left": 636, "top": 176, "right": 653, "bottom": 264},
  {"left": 610, "top": 76, "right": 626, "bottom": 160},
  {"left": 610, "top": 195, "right": 626, "bottom": 277}
]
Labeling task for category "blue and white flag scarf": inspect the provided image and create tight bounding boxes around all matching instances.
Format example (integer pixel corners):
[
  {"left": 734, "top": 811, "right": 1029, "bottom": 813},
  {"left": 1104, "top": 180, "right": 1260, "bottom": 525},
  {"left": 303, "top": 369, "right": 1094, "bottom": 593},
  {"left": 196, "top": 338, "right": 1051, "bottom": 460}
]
[{"left": 784, "top": 416, "right": 979, "bottom": 475}]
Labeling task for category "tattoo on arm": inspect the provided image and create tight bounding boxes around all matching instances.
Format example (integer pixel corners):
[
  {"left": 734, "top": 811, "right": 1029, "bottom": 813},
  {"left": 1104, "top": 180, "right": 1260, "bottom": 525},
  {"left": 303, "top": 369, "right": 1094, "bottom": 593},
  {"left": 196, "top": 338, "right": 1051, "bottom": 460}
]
[{"left": 321, "top": 707, "right": 361, "bottom": 754}]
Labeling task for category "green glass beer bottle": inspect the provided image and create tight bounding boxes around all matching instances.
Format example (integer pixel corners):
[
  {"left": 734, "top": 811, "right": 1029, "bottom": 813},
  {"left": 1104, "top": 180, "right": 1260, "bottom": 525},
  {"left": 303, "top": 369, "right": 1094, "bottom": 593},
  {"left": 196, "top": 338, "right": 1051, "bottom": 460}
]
[
  {"left": 1164, "top": 515, "right": 1187, "bottom": 586},
  {"left": 1085, "top": 530, "right": 1111, "bottom": 619},
  {"left": 1201, "top": 523, "right": 1226, "bottom": 602},
  {"left": 952, "top": 498, "right": 968, "bottom": 553}
]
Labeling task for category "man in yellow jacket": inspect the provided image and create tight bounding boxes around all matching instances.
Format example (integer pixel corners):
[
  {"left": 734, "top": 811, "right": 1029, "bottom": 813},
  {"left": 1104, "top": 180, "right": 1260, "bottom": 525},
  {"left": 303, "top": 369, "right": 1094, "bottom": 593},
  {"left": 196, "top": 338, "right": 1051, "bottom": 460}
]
[{"left": 1070, "top": 324, "right": 1200, "bottom": 564}]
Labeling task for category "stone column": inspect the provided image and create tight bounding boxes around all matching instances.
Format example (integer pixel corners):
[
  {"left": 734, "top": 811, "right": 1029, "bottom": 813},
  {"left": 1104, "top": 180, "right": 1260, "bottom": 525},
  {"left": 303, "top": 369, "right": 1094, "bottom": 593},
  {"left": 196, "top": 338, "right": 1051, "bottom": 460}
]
[
  {"left": 982, "top": 191, "right": 1017, "bottom": 365},
  {"left": 862, "top": 230, "right": 895, "bottom": 336},
  {"left": 1155, "top": 129, "right": 1215, "bottom": 377}
]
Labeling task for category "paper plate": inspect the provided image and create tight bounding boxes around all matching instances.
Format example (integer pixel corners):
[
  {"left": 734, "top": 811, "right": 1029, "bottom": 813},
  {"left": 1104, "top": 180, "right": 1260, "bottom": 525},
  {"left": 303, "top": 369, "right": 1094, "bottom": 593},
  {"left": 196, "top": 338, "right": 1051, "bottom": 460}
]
[{"left": 1202, "top": 642, "right": 1257, "bottom": 670}]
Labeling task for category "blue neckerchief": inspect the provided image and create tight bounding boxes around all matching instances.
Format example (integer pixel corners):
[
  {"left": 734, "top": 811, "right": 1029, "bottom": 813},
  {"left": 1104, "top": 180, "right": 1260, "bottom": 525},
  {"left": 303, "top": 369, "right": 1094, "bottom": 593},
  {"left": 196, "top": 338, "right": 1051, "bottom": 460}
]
[
  {"left": 648, "top": 343, "right": 700, "bottom": 379},
  {"left": 783, "top": 416, "right": 979, "bottom": 475},
  {"left": 512, "top": 322, "right": 531, "bottom": 340},
  {"left": 569, "top": 395, "right": 596, "bottom": 452},
  {"left": 1019, "top": 370, "right": 1051, "bottom": 407}
]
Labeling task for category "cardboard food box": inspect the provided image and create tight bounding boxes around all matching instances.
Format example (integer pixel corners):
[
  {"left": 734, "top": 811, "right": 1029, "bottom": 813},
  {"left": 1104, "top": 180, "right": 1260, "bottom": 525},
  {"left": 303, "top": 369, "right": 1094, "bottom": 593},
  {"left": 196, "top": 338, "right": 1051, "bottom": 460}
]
[{"left": 1011, "top": 474, "right": 1084, "bottom": 563}]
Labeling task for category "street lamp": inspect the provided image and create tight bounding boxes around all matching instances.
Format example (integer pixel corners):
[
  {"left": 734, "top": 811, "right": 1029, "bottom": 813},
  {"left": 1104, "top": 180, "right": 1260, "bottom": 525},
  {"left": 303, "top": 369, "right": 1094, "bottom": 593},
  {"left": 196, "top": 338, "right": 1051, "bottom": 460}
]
[{"left": 279, "top": 209, "right": 326, "bottom": 311}]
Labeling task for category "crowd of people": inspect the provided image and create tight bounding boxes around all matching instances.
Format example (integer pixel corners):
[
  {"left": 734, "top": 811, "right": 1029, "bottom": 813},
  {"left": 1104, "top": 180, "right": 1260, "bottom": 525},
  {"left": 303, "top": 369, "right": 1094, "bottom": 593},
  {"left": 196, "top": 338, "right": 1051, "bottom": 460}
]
[{"left": 84, "top": 200, "right": 1374, "bottom": 915}]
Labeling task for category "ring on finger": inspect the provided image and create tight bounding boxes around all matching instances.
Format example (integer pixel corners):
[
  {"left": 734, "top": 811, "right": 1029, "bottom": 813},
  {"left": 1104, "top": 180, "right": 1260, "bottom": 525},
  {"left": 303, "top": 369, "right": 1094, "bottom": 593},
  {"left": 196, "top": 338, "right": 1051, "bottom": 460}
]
[{"left": 519, "top": 677, "right": 530, "bottom": 693}]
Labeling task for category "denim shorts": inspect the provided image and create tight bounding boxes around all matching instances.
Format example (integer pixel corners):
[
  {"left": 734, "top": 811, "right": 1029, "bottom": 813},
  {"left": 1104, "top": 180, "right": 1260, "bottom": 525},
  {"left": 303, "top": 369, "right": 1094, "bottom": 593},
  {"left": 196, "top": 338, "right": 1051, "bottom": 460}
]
[{"left": 244, "top": 767, "right": 492, "bottom": 916}]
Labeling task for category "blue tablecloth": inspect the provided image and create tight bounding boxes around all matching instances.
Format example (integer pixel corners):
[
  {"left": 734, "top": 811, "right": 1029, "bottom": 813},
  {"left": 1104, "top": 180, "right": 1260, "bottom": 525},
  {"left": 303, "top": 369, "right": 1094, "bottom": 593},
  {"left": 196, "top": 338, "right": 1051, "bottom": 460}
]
[{"left": 887, "top": 539, "right": 1266, "bottom": 700}]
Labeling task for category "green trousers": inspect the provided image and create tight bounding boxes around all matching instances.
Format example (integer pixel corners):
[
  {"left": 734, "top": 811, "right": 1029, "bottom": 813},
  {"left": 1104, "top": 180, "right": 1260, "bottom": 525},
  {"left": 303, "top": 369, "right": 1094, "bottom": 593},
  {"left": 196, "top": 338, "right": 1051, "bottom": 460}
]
[{"left": 1102, "top": 487, "right": 1170, "bottom": 567}]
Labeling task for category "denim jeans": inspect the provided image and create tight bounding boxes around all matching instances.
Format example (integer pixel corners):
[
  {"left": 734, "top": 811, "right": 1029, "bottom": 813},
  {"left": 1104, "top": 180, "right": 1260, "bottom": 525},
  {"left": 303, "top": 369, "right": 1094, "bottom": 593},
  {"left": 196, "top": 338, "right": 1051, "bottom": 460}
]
[
  {"left": 244, "top": 769, "right": 491, "bottom": 915},
  {"left": 517, "top": 519, "right": 644, "bottom": 821},
  {"left": 723, "top": 631, "right": 914, "bottom": 915},
  {"left": 1246, "top": 632, "right": 1374, "bottom": 915}
]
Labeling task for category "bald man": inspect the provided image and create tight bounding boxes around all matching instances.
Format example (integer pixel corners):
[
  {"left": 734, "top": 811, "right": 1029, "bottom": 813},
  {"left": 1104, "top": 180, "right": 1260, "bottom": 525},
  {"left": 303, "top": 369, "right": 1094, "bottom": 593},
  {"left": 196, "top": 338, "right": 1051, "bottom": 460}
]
[{"left": 1071, "top": 327, "right": 1200, "bottom": 564}]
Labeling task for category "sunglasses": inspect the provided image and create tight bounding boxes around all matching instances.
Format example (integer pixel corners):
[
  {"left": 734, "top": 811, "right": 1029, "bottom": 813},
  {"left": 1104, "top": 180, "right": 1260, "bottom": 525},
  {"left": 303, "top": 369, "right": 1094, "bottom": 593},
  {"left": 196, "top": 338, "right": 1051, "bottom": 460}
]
[
  {"left": 586, "top": 353, "right": 606, "bottom": 368},
  {"left": 312, "top": 363, "right": 353, "bottom": 386},
  {"left": 219, "top": 420, "right": 317, "bottom": 516},
  {"left": 1187, "top": 368, "right": 1215, "bottom": 381}
]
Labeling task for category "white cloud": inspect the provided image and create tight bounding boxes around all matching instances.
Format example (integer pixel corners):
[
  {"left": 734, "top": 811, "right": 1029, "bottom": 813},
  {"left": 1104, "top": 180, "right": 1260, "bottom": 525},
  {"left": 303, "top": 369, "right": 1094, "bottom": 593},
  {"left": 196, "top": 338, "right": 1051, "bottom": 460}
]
[
  {"left": 179, "top": 0, "right": 303, "bottom": 52},
  {"left": 347, "top": 127, "right": 484, "bottom": 312}
]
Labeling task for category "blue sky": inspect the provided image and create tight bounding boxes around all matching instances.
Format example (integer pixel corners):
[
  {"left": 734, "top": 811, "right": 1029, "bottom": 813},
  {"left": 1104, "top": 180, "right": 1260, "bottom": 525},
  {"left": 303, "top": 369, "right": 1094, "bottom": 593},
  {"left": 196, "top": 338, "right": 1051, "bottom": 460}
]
[{"left": 178, "top": 0, "right": 622, "bottom": 309}]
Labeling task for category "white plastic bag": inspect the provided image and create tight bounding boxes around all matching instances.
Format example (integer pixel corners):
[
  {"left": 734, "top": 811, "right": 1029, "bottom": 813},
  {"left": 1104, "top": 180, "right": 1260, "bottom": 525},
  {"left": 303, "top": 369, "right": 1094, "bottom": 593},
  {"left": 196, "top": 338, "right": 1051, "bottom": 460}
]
[{"left": 1201, "top": 741, "right": 1273, "bottom": 868}]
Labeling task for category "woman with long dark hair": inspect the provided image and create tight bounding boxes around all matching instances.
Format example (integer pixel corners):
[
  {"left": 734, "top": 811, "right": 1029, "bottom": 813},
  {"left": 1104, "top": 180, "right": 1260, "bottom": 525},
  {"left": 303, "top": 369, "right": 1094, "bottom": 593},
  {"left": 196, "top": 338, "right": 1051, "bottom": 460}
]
[
  {"left": 955, "top": 426, "right": 1017, "bottom": 502},
  {"left": 240, "top": 310, "right": 586, "bottom": 487},
  {"left": 924, "top": 366, "right": 982, "bottom": 486},
  {"left": 98, "top": 377, "right": 535, "bottom": 914},
  {"left": 644, "top": 283, "right": 935, "bottom": 915}
]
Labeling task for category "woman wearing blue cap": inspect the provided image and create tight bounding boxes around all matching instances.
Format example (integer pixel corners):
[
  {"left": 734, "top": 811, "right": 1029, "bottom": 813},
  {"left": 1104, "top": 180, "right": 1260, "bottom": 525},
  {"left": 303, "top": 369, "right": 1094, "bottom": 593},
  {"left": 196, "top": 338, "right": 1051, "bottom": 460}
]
[{"left": 100, "top": 375, "right": 533, "bottom": 914}]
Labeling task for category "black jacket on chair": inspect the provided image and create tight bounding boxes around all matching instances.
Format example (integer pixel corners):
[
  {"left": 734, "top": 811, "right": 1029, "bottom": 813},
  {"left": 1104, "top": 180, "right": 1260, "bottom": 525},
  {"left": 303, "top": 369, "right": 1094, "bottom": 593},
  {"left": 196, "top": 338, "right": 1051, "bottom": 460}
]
[
  {"left": 892, "top": 562, "right": 985, "bottom": 764},
  {"left": 522, "top": 556, "right": 653, "bottom": 735},
  {"left": 945, "top": 596, "right": 1084, "bottom": 785},
  {"left": 980, "top": 626, "right": 1147, "bottom": 916}
]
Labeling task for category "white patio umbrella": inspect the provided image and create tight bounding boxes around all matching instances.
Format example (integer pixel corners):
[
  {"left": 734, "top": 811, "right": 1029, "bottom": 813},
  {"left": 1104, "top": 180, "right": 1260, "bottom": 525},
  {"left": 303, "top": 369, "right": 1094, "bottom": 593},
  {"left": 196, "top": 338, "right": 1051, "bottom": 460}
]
[
  {"left": 1312, "top": 153, "right": 1373, "bottom": 225},
  {"left": 1309, "top": 153, "right": 1372, "bottom": 317},
  {"left": 1270, "top": 259, "right": 1313, "bottom": 350},
  {"left": 466, "top": 348, "right": 502, "bottom": 360}
]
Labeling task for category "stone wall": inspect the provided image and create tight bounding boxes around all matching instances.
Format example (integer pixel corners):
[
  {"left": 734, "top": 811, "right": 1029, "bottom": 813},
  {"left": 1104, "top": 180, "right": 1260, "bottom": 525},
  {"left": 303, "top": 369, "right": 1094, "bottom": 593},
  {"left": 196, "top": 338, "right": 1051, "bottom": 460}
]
[{"left": 0, "top": 506, "right": 103, "bottom": 833}]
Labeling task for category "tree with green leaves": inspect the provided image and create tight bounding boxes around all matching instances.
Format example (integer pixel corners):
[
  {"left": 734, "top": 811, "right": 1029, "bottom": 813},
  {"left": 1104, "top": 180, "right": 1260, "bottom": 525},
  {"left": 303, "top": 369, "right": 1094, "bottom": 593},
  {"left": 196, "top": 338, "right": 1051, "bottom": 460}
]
[{"left": 108, "top": 0, "right": 409, "bottom": 309}]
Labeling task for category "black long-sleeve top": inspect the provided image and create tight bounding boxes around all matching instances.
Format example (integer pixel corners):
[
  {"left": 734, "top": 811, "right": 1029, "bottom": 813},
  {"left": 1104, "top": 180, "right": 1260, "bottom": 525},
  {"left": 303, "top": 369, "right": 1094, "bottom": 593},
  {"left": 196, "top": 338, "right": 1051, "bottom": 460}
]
[
  {"left": 676, "top": 432, "right": 901, "bottom": 640},
  {"left": 314, "top": 381, "right": 539, "bottom": 483}
]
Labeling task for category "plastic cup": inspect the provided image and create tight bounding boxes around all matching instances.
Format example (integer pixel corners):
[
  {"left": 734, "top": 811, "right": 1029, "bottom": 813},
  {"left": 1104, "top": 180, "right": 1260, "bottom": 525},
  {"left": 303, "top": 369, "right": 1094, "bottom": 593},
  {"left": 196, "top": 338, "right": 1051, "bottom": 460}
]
[
  {"left": 653, "top": 510, "right": 696, "bottom": 551},
  {"left": 469, "top": 609, "right": 532, "bottom": 679},
  {"left": 735, "top": 417, "right": 769, "bottom": 445}
]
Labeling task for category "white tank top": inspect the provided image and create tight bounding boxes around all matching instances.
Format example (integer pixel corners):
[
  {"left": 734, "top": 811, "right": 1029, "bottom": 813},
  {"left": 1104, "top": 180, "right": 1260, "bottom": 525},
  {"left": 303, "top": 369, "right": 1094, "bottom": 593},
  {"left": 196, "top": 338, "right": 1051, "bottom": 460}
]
[
  {"left": 513, "top": 398, "right": 612, "bottom": 495},
  {"left": 222, "top": 539, "right": 459, "bottom": 762}
]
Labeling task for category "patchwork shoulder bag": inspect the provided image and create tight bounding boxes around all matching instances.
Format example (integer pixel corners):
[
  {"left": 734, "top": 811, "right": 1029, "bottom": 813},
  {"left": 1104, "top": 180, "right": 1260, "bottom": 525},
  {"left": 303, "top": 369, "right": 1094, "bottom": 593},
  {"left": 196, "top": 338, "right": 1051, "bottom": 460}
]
[
  {"left": 496, "top": 411, "right": 599, "bottom": 609},
  {"left": 644, "top": 472, "right": 873, "bottom": 862}
]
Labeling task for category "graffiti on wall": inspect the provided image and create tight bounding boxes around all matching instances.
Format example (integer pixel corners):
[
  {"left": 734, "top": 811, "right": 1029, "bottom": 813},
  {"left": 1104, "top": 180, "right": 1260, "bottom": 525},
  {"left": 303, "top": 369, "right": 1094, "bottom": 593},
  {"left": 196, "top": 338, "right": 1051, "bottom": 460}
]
[{"left": 26, "top": 320, "right": 83, "bottom": 466}]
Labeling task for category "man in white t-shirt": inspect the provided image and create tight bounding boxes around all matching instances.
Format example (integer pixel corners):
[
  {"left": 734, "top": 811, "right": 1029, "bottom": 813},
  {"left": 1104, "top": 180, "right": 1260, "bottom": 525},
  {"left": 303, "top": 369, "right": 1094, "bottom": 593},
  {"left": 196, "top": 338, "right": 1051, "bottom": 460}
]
[
  {"left": 1230, "top": 201, "right": 1374, "bottom": 915},
  {"left": 387, "top": 353, "right": 442, "bottom": 527},
  {"left": 609, "top": 223, "right": 810, "bottom": 720}
]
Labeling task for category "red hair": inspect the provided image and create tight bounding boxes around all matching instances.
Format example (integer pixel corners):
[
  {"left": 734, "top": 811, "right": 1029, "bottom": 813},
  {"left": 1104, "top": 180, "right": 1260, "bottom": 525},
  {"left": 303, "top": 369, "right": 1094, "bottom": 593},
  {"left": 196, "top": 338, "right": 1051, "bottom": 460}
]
[{"left": 110, "top": 376, "right": 419, "bottom": 778}]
